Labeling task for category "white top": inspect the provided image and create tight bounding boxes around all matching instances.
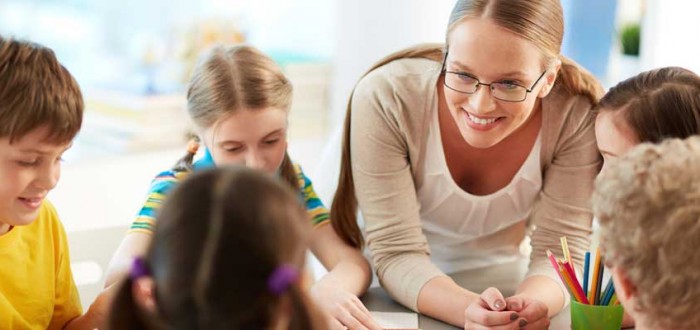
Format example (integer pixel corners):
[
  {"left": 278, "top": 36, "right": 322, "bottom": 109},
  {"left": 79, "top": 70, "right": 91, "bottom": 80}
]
[{"left": 417, "top": 108, "right": 543, "bottom": 274}]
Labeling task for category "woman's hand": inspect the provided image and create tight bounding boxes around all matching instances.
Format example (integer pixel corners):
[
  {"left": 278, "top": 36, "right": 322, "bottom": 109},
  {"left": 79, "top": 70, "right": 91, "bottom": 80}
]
[
  {"left": 464, "top": 287, "right": 529, "bottom": 329},
  {"left": 504, "top": 295, "right": 550, "bottom": 330},
  {"left": 310, "top": 279, "right": 382, "bottom": 330}
]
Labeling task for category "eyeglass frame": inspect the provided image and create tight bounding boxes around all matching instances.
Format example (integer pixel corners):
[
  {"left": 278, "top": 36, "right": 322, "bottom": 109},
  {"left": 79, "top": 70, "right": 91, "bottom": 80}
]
[{"left": 441, "top": 50, "right": 548, "bottom": 103}]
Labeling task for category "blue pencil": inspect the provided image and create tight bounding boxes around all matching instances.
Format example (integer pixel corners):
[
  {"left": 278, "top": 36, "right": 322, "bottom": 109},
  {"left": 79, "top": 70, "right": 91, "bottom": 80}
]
[
  {"left": 583, "top": 251, "right": 591, "bottom": 297},
  {"left": 601, "top": 281, "right": 616, "bottom": 305}
]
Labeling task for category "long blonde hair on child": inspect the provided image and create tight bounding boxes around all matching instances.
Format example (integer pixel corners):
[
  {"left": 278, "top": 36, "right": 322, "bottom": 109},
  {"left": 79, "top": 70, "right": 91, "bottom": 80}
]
[{"left": 173, "top": 44, "right": 299, "bottom": 191}]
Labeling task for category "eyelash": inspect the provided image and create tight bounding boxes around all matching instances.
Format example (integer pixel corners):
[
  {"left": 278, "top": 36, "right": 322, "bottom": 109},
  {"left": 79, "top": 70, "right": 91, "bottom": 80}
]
[
  {"left": 455, "top": 71, "right": 521, "bottom": 85},
  {"left": 17, "top": 160, "right": 38, "bottom": 167},
  {"left": 16, "top": 157, "right": 64, "bottom": 167}
]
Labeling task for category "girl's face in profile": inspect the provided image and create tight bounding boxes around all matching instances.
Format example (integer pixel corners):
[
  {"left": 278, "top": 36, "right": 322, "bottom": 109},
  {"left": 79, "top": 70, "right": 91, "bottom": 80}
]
[
  {"left": 202, "top": 107, "right": 288, "bottom": 174},
  {"left": 595, "top": 110, "right": 639, "bottom": 173},
  {"left": 442, "top": 18, "right": 556, "bottom": 149}
]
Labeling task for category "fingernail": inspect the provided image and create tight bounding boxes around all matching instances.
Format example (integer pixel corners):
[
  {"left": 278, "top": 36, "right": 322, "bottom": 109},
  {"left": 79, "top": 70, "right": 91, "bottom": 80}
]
[
  {"left": 519, "top": 319, "right": 528, "bottom": 327},
  {"left": 510, "top": 312, "right": 519, "bottom": 320},
  {"left": 509, "top": 302, "right": 520, "bottom": 310},
  {"left": 494, "top": 299, "right": 505, "bottom": 309}
]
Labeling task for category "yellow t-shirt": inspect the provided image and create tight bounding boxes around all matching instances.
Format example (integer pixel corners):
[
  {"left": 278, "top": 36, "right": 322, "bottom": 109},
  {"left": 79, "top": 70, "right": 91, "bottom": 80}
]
[{"left": 0, "top": 200, "right": 82, "bottom": 329}]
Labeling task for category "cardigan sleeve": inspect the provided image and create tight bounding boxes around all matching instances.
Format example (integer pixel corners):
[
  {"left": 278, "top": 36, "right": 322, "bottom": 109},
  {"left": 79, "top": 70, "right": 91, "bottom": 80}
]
[
  {"left": 350, "top": 68, "right": 444, "bottom": 311},
  {"left": 526, "top": 95, "right": 601, "bottom": 305}
]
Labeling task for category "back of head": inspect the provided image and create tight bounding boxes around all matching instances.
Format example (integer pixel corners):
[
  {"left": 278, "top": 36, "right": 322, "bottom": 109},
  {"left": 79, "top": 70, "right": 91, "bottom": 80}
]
[
  {"left": 110, "top": 166, "right": 322, "bottom": 330},
  {"left": 597, "top": 67, "right": 700, "bottom": 143},
  {"left": 593, "top": 136, "right": 700, "bottom": 329},
  {"left": 0, "top": 36, "right": 83, "bottom": 144},
  {"left": 331, "top": 0, "right": 602, "bottom": 248}
]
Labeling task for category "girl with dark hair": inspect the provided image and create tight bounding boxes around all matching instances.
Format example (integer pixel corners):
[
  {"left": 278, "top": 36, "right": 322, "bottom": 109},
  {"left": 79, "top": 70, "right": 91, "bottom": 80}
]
[
  {"left": 109, "top": 166, "right": 325, "bottom": 329},
  {"left": 595, "top": 66, "right": 700, "bottom": 172}
]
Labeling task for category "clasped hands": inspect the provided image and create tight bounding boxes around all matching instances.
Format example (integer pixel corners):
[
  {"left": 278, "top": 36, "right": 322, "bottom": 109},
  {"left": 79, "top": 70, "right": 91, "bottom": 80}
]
[{"left": 464, "top": 287, "right": 550, "bottom": 330}]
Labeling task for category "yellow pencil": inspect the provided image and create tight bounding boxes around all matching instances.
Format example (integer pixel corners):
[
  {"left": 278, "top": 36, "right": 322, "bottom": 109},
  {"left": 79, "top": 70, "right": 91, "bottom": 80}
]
[{"left": 560, "top": 236, "right": 576, "bottom": 278}]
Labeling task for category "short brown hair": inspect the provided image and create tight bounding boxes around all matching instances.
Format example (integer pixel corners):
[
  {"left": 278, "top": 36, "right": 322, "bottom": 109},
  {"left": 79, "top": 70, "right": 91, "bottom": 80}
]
[
  {"left": 0, "top": 36, "right": 83, "bottom": 144},
  {"left": 596, "top": 66, "right": 700, "bottom": 143},
  {"left": 593, "top": 136, "right": 700, "bottom": 329}
]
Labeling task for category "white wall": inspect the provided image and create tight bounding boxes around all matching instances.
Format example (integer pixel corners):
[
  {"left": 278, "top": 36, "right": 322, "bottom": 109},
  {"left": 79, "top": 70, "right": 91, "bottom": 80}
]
[
  {"left": 329, "top": 0, "right": 457, "bottom": 130},
  {"left": 641, "top": 0, "right": 700, "bottom": 73}
]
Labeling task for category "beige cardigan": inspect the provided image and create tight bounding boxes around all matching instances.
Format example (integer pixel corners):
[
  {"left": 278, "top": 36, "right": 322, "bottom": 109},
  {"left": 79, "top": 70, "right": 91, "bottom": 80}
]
[{"left": 349, "top": 58, "right": 601, "bottom": 310}]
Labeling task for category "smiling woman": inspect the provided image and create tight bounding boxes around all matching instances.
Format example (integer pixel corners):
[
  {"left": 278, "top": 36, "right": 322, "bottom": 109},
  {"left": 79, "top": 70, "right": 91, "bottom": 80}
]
[{"left": 330, "top": 0, "right": 605, "bottom": 329}]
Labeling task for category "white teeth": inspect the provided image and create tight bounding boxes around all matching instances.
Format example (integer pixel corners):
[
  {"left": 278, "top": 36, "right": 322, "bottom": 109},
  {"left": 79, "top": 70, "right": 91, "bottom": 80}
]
[{"left": 467, "top": 113, "right": 497, "bottom": 125}]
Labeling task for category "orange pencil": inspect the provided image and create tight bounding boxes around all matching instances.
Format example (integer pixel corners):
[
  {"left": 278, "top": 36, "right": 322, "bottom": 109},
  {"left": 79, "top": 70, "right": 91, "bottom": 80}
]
[
  {"left": 588, "top": 247, "right": 602, "bottom": 304},
  {"left": 562, "top": 261, "right": 589, "bottom": 304}
]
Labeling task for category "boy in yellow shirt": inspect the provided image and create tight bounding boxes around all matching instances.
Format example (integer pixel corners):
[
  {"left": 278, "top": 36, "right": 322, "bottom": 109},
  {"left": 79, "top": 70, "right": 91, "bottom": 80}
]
[
  {"left": 0, "top": 36, "right": 107, "bottom": 329},
  {"left": 593, "top": 136, "right": 700, "bottom": 330}
]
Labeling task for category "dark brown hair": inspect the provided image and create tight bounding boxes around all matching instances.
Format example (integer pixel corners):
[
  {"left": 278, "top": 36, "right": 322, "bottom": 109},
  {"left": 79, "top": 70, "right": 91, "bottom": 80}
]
[
  {"left": 331, "top": 0, "right": 604, "bottom": 248},
  {"left": 596, "top": 66, "right": 700, "bottom": 143},
  {"left": 109, "top": 167, "right": 323, "bottom": 330},
  {"left": 173, "top": 44, "right": 298, "bottom": 191},
  {"left": 0, "top": 36, "right": 83, "bottom": 144}
]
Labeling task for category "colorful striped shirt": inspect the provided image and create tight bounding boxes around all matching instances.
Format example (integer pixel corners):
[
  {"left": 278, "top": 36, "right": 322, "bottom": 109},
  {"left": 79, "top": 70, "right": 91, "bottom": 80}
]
[{"left": 129, "top": 150, "right": 330, "bottom": 234}]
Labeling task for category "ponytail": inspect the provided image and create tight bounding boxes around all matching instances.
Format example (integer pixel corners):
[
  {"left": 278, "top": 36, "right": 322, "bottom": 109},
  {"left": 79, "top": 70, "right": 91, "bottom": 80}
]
[
  {"left": 172, "top": 137, "right": 201, "bottom": 172},
  {"left": 279, "top": 151, "right": 300, "bottom": 192},
  {"left": 555, "top": 55, "right": 605, "bottom": 105},
  {"left": 331, "top": 43, "right": 445, "bottom": 249},
  {"left": 287, "top": 283, "right": 326, "bottom": 330},
  {"left": 109, "top": 277, "right": 161, "bottom": 330}
]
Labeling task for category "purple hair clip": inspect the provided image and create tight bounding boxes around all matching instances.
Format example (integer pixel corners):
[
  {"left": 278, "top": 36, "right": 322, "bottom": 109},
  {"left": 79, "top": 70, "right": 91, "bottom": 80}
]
[
  {"left": 267, "top": 264, "right": 299, "bottom": 295},
  {"left": 130, "top": 257, "right": 150, "bottom": 280}
]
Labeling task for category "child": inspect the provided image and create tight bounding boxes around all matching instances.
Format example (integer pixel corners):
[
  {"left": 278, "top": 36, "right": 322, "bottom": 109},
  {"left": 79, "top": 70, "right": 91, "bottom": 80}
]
[
  {"left": 592, "top": 136, "right": 700, "bottom": 330},
  {"left": 595, "top": 66, "right": 700, "bottom": 171},
  {"left": 109, "top": 166, "right": 326, "bottom": 329},
  {"left": 105, "top": 44, "right": 380, "bottom": 329},
  {"left": 0, "top": 36, "right": 107, "bottom": 329}
]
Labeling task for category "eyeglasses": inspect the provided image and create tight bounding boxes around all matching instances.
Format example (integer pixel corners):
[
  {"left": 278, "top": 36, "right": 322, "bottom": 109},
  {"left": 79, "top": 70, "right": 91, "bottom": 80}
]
[{"left": 441, "top": 51, "right": 547, "bottom": 102}]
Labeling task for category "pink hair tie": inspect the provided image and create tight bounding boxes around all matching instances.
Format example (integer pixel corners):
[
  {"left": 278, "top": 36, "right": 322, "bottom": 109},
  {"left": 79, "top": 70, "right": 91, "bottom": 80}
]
[{"left": 267, "top": 264, "right": 299, "bottom": 295}]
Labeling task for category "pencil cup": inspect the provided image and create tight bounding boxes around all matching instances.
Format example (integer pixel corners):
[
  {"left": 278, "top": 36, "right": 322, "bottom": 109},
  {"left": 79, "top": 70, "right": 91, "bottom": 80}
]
[{"left": 570, "top": 300, "right": 623, "bottom": 330}]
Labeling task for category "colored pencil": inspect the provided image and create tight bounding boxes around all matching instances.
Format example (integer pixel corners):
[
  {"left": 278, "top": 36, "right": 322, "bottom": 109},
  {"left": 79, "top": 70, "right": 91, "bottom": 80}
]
[
  {"left": 594, "top": 255, "right": 605, "bottom": 305},
  {"left": 589, "top": 248, "right": 602, "bottom": 304},
  {"left": 609, "top": 293, "right": 619, "bottom": 306},
  {"left": 583, "top": 251, "right": 591, "bottom": 297},
  {"left": 562, "top": 261, "right": 590, "bottom": 304},
  {"left": 547, "top": 250, "right": 575, "bottom": 298},
  {"left": 560, "top": 237, "right": 575, "bottom": 277},
  {"left": 601, "top": 281, "right": 616, "bottom": 306}
]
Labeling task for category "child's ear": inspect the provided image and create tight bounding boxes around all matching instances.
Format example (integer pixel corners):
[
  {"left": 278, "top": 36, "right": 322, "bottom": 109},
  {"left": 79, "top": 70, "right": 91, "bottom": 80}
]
[
  {"left": 132, "top": 276, "right": 157, "bottom": 314},
  {"left": 612, "top": 266, "right": 637, "bottom": 307}
]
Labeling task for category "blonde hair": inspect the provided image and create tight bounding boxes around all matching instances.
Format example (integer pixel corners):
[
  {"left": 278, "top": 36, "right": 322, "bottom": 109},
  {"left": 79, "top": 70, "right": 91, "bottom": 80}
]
[
  {"left": 331, "top": 0, "right": 603, "bottom": 248},
  {"left": 0, "top": 36, "right": 83, "bottom": 144},
  {"left": 592, "top": 137, "right": 700, "bottom": 330},
  {"left": 173, "top": 44, "right": 298, "bottom": 191}
]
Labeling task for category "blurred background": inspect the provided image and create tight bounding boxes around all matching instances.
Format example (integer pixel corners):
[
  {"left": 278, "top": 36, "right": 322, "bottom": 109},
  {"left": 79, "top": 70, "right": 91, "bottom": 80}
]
[{"left": 2, "top": 0, "right": 698, "bottom": 307}]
